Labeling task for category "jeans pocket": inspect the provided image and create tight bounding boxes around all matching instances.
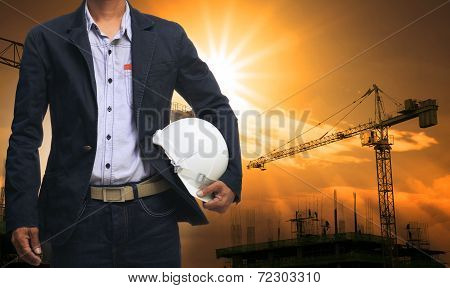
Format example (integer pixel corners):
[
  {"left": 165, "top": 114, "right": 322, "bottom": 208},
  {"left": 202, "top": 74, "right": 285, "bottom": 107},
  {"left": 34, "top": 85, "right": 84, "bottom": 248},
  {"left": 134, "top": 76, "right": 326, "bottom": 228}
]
[{"left": 138, "top": 191, "right": 176, "bottom": 218}]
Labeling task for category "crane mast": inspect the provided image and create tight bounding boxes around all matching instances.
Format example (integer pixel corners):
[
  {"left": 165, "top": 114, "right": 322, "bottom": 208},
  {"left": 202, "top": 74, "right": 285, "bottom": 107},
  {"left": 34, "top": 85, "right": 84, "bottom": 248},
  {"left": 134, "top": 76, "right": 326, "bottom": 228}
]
[
  {"left": 248, "top": 84, "right": 438, "bottom": 266},
  {"left": 371, "top": 85, "right": 397, "bottom": 265}
]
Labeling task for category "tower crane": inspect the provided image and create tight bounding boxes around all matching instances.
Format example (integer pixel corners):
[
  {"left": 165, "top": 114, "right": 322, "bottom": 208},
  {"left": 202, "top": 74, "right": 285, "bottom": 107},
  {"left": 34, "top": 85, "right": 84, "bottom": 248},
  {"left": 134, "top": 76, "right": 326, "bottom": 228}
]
[
  {"left": 0, "top": 37, "right": 22, "bottom": 69},
  {"left": 0, "top": 37, "right": 194, "bottom": 118},
  {"left": 248, "top": 84, "right": 438, "bottom": 265}
]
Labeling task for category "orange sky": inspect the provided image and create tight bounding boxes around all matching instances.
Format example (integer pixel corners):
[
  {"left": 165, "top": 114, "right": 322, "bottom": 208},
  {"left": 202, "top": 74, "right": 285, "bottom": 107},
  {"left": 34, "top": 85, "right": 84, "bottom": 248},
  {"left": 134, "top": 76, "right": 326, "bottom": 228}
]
[{"left": 1, "top": 0, "right": 449, "bottom": 267}]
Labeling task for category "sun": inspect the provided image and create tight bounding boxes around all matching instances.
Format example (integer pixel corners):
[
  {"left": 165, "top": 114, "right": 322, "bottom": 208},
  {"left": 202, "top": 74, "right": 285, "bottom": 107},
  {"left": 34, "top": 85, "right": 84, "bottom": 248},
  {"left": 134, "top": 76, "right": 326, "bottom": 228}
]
[
  {"left": 191, "top": 2, "right": 285, "bottom": 113},
  {"left": 164, "top": 0, "right": 297, "bottom": 117},
  {"left": 207, "top": 53, "right": 239, "bottom": 99},
  {"left": 197, "top": 39, "right": 255, "bottom": 113}
]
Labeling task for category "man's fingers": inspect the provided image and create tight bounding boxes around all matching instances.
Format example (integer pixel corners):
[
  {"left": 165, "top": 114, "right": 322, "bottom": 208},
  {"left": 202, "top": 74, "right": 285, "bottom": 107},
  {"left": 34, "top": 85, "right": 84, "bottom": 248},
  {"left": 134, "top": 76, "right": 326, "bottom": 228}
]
[
  {"left": 19, "top": 247, "right": 41, "bottom": 266},
  {"left": 12, "top": 229, "right": 42, "bottom": 266},
  {"left": 203, "top": 197, "right": 221, "bottom": 210},
  {"left": 203, "top": 197, "right": 227, "bottom": 214},
  {"left": 200, "top": 181, "right": 234, "bottom": 214},
  {"left": 197, "top": 181, "right": 223, "bottom": 197},
  {"left": 11, "top": 238, "right": 22, "bottom": 259},
  {"left": 29, "top": 228, "right": 42, "bottom": 255},
  {"left": 17, "top": 235, "right": 41, "bottom": 266}
]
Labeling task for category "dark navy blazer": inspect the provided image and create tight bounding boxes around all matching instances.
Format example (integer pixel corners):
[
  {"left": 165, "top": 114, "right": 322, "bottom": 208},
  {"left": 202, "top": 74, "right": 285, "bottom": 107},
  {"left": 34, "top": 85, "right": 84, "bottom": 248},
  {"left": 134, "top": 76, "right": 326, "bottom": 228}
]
[{"left": 5, "top": 1, "right": 242, "bottom": 244}]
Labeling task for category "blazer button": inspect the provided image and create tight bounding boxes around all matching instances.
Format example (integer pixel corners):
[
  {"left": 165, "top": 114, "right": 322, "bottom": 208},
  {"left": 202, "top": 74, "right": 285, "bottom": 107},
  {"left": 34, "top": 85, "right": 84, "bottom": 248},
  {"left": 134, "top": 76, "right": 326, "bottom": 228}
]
[{"left": 83, "top": 145, "right": 93, "bottom": 152}]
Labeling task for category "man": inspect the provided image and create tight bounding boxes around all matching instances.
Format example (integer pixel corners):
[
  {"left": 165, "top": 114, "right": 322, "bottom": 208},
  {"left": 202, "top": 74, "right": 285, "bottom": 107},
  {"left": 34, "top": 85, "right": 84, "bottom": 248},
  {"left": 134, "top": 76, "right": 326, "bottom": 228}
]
[{"left": 5, "top": 0, "right": 242, "bottom": 268}]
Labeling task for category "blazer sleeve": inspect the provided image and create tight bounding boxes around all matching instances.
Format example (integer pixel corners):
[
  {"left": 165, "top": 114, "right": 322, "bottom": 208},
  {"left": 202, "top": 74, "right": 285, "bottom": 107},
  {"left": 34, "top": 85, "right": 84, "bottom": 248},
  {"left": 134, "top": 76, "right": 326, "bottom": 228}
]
[
  {"left": 5, "top": 29, "right": 48, "bottom": 233},
  {"left": 174, "top": 26, "right": 243, "bottom": 203}
]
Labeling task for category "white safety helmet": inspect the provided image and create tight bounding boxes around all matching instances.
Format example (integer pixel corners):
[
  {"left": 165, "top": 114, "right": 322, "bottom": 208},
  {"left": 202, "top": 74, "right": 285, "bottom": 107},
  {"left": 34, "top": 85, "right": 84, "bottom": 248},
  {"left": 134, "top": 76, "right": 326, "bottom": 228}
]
[{"left": 152, "top": 118, "right": 229, "bottom": 202}]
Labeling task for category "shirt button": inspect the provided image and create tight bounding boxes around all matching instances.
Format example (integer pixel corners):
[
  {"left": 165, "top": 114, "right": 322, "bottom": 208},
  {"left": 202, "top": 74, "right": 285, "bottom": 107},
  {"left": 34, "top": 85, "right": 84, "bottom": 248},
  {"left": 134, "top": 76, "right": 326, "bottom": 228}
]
[
  {"left": 108, "top": 78, "right": 113, "bottom": 84},
  {"left": 107, "top": 135, "right": 111, "bottom": 140},
  {"left": 105, "top": 163, "right": 111, "bottom": 169},
  {"left": 107, "top": 106, "right": 112, "bottom": 112},
  {"left": 108, "top": 49, "right": 112, "bottom": 55}
]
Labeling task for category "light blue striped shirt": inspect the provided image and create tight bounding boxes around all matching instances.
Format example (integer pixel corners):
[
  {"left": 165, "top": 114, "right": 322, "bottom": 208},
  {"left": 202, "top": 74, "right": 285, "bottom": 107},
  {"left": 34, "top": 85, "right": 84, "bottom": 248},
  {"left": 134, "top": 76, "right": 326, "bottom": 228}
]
[{"left": 85, "top": 1, "right": 151, "bottom": 185}]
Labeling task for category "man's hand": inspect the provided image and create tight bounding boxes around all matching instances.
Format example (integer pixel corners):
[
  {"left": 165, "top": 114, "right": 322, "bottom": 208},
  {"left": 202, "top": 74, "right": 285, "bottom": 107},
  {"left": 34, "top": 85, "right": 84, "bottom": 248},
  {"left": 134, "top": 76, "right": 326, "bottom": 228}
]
[
  {"left": 11, "top": 227, "right": 42, "bottom": 266},
  {"left": 198, "top": 181, "right": 236, "bottom": 214}
]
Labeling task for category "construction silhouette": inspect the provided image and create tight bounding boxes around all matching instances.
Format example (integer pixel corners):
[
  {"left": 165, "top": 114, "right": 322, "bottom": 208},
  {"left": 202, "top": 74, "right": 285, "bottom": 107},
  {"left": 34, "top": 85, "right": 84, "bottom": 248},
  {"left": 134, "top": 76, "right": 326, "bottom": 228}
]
[{"left": 247, "top": 84, "right": 438, "bottom": 266}]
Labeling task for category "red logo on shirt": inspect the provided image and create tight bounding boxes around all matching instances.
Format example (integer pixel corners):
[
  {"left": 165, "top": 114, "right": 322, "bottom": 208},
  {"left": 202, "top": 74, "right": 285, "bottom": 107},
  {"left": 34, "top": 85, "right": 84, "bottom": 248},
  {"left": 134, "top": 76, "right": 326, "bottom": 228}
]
[{"left": 124, "top": 64, "right": 132, "bottom": 70}]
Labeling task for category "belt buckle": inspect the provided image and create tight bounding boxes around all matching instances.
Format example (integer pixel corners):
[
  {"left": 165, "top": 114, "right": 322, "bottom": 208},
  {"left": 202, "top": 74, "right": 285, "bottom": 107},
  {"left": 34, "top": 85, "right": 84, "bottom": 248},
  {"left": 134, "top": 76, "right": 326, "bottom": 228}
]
[{"left": 102, "top": 187, "right": 126, "bottom": 203}]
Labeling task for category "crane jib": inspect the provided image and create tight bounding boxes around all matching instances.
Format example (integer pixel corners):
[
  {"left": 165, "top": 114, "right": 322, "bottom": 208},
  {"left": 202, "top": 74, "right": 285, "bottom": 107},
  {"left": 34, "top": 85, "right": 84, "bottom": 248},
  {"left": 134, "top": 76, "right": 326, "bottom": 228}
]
[{"left": 248, "top": 93, "right": 438, "bottom": 169}]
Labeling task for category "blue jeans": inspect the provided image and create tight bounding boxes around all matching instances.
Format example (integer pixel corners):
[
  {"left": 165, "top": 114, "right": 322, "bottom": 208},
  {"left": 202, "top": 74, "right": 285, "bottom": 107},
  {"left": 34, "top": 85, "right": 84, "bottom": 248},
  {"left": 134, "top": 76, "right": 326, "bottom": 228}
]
[{"left": 50, "top": 190, "right": 181, "bottom": 267}]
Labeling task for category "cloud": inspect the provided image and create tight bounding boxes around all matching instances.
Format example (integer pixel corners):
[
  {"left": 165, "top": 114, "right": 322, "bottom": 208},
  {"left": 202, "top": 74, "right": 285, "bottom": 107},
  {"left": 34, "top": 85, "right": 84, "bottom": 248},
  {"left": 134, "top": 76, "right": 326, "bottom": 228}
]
[
  {"left": 405, "top": 174, "right": 450, "bottom": 198},
  {"left": 273, "top": 153, "right": 371, "bottom": 171},
  {"left": 240, "top": 107, "right": 376, "bottom": 167},
  {"left": 420, "top": 203, "right": 450, "bottom": 226},
  {"left": 391, "top": 130, "right": 438, "bottom": 152},
  {"left": 397, "top": 174, "right": 450, "bottom": 254}
]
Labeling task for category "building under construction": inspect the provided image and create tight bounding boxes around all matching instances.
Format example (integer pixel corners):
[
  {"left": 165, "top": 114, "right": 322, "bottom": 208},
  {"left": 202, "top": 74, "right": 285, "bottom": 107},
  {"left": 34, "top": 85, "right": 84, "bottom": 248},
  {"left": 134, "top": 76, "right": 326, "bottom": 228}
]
[
  {"left": 217, "top": 208, "right": 445, "bottom": 268},
  {"left": 217, "top": 232, "right": 445, "bottom": 268}
]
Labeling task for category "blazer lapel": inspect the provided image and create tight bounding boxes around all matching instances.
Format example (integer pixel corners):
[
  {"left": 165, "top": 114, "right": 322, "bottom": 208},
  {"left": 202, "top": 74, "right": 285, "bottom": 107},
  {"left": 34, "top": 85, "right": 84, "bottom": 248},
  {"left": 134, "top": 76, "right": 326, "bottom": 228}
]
[
  {"left": 130, "top": 7, "right": 156, "bottom": 121},
  {"left": 67, "top": 1, "right": 97, "bottom": 101},
  {"left": 68, "top": 28, "right": 97, "bottom": 101}
]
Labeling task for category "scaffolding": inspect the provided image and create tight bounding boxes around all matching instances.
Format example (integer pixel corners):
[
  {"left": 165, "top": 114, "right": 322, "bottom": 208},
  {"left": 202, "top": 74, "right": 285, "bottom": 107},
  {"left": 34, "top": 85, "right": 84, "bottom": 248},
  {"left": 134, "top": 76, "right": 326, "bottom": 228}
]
[
  {"left": 170, "top": 102, "right": 194, "bottom": 122},
  {"left": 406, "top": 222, "right": 430, "bottom": 249},
  {"left": 216, "top": 231, "right": 445, "bottom": 268},
  {"left": 288, "top": 209, "right": 320, "bottom": 239},
  {"left": 217, "top": 207, "right": 446, "bottom": 268}
]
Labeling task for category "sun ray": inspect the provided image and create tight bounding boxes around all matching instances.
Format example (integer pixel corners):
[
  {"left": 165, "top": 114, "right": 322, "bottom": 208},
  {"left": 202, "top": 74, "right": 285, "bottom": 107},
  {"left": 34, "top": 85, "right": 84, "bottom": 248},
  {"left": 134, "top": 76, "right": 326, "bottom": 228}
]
[
  {"left": 201, "top": 2, "right": 217, "bottom": 58},
  {"left": 218, "top": 2, "right": 234, "bottom": 59},
  {"left": 227, "top": 5, "right": 275, "bottom": 63},
  {"left": 233, "top": 82, "right": 260, "bottom": 100},
  {"left": 233, "top": 36, "right": 293, "bottom": 71},
  {"left": 234, "top": 71, "right": 276, "bottom": 80}
]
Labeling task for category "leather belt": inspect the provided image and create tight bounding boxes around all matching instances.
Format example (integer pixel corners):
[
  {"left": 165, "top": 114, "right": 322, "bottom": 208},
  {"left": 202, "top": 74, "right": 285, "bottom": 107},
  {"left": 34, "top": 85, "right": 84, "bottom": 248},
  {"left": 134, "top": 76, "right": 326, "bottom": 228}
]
[{"left": 90, "top": 177, "right": 171, "bottom": 203}]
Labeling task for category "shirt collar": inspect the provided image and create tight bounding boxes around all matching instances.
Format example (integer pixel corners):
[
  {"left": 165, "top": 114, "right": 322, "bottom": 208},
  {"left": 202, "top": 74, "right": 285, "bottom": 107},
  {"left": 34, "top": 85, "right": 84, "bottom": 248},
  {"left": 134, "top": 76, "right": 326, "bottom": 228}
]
[{"left": 85, "top": 0, "right": 132, "bottom": 41}]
